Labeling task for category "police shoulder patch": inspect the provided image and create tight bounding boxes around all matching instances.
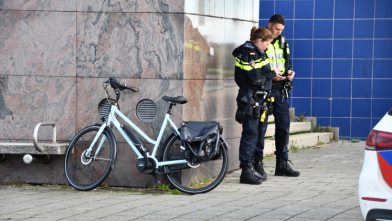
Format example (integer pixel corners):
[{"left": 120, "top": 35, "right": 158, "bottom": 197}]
[
  {"left": 250, "top": 60, "right": 255, "bottom": 67},
  {"left": 250, "top": 52, "right": 255, "bottom": 55}
]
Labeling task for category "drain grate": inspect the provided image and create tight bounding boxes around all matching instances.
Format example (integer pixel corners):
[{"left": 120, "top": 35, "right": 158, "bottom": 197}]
[{"left": 136, "top": 99, "right": 157, "bottom": 123}]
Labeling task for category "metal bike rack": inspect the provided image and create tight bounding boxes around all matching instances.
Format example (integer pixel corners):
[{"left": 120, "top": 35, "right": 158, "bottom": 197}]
[
  {"left": 24, "top": 121, "right": 57, "bottom": 164},
  {"left": 33, "top": 122, "right": 57, "bottom": 152},
  {"left": 0, "top": 121, "right": 68, "bottom": 164}
]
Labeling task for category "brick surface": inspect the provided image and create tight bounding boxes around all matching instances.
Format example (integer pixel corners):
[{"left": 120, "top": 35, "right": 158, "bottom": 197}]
[{"left": 0, "top": 140, "right": 365, "bottom": 221}]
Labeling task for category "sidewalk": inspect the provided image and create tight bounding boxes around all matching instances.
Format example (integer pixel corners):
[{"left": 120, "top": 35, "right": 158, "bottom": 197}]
[{"left": 0, "top": 141, "right": 365, "bottom": 221}]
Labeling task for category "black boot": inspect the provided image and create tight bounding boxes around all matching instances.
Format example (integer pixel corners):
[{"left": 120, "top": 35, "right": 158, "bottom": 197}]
[
  {"left": 254, "top": 158, "right": 267, "bottom": 181},
  {"left": 275, "top": 158, "right": 300, "bottom": 177},
  {"left": 240, "top": 163, "right": 263, "bottom": 185}
]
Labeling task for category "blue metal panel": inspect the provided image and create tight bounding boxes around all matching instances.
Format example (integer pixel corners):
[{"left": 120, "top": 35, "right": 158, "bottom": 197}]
[
  {"left": 355, "top": 0, "right": 375, "bottom": 19},
  {"left": 352, "top": 99, "right": 371, "bottom": 118},
  {"left": 295, "top": 0, "right": 314, "bottom": 19},
  {"left": 315, "top": 0, "right": 334, "bottom": 19},
  {"left": 353, "top": 59, "right": 372, "bottom": 79},
  {"left": 292, "top": 59, "right": 312, "bottom": 78},
  {"left": 314, "top": 40, "right": 332, "bottom": 58},
  {"left": 332, "top": 99, "right": 351, "bottom": 118},
  {"left": 293, "top": 40, "right": 312, "bottom": 58},
  {"left": 332, "top": 79, "right": 351, "bottom": 98},
  {"left": 354, "top": 40, "right": 373, "bottom": 59},
  {"left": 293, "top": 79, "right": 311, "bottom": 97},
  {"left": 291, "top": 98, "right": 311, "bottom": 116},
  {"left": 259, "top": 0, "right": 274, "bottom": 19},
  {"left": 335, "top": 0, "right": 354, "bottom": 19},
  {"left": 314, "top": 20, "right": 333, "bottom": 39},
  {"left": 294, "top": 20, "right": 313, "bottom": 39},
  {"left": 373, "top": 60, "right": 392, "bottom": 78},
  {"left": 375, "top": 0, "right": 392, "bottom": 19},
  {"left": 334, "top": 20, "right": 354, "bottom": 39},
  {"left": 313, "top": 60, "right": 332, "bottom": 78},
  {"left": 333, "top": 59, "right": 352, "bottom": 78},
  {"left": 355, "top": 20, "right": 374, "bottom": 38},
  {"left": 374, "top": 40, "right": 392, "bottom": 58},
  {"left": 373, "top": 80, "right": 392, "bottom": 99},
  {"left": 351, "top": 118, "right": 372, "bottom": 137},
  {"left": 313, "top": 79, "right": 331, "bottom": 98},
  {"left": 276, "top": 0, "right": 294, "bottom": 19},
  {"left": 353, "top": 79, "right": 372, "bottom": 98},
  {"left": 312, "top": 98, "right": 331, "bottom": 117},
  {"left": 333, "top": 40, "right": 353, "bottom": 58}
]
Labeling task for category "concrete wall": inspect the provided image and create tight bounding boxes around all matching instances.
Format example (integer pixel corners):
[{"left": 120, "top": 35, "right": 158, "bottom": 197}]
[{"left": 0, "top": 0, "right": 259, "bottom": 187}]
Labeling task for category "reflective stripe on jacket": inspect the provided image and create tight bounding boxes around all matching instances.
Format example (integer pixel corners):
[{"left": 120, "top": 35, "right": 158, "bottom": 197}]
[
  {"left": 265, "top": 38, "right": 290, "bottom": 75},
  {"left": 232, "top": 41, "right": 276, "bottom": 91}
]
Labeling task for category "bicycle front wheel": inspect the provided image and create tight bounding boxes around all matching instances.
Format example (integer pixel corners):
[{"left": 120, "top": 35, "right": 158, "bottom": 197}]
[
  {"left": 64, "top": 125, "right": 115, "bottom": 191},
  {"left": 162, "top": 134, "right": 228, "bottom": 194}
]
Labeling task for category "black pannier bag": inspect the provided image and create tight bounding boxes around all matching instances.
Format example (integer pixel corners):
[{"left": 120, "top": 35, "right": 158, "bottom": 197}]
[{"left": 180, "top": 121, "right": 222, "bottom": 163}]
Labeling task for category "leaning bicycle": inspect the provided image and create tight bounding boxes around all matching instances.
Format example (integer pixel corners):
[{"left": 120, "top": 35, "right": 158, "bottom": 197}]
[{"left": 64, "top": 77, "right": 230, "bottom": 194}]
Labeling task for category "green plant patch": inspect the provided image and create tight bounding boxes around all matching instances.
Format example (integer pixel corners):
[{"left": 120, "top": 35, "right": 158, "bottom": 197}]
[{"left": 350, "top": 139, "right": 360, "bottom": 143}]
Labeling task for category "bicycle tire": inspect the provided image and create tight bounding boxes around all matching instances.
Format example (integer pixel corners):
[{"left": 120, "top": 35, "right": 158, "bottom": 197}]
[
  {"left": 162, "top": 133, "right": 228, "bottom": 194},
  {"left": 64, "top": 125, "right": 115, "bottom": 191}
]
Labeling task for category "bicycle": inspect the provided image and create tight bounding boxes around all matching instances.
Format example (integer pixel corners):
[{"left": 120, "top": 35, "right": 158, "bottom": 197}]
[{"left": 64, "top": 77, "right": 230, "bottom": 194}]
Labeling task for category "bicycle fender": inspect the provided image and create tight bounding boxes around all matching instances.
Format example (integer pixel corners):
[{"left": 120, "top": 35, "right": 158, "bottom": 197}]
[{"left": 219, "top": 135, "right": 231, "bottom": 149}]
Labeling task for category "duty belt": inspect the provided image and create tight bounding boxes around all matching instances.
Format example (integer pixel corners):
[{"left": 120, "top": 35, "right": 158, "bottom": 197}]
[{"left": 272, "top": 82, "right": 283, "bottom": 89}]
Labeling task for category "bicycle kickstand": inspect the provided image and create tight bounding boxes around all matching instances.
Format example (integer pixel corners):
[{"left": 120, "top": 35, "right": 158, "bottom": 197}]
[{"left": 152, "top": 174, "right": 161, "bottom": 185}]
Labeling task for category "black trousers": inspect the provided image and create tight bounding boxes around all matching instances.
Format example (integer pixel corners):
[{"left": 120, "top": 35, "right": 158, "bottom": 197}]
[
  {"left": 255, "top": 88, "right": 290, "bottom": 161},
  {"left": 238, "top": 110, "right": 265, "bottom": 167},
  {"left": 237, "top": 89, "right": 265, "bottom": 167}
]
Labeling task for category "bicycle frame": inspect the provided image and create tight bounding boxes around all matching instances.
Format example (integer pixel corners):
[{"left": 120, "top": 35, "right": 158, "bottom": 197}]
[{"left": 87, "top": 104, "right": 187, "bottom": 168}]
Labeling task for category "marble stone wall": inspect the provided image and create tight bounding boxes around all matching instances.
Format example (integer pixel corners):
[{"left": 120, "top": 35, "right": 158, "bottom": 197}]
[{"left": 0, "top": 0, "right": 259, "bottom": 187}]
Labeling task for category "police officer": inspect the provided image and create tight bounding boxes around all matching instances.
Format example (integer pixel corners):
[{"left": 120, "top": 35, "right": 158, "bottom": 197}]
[
  {"left": 233, "top": 27, "right": 282, "bottom": 185},
  {"left": 255, "top": 14, "right": 300, "bottom": 177}
]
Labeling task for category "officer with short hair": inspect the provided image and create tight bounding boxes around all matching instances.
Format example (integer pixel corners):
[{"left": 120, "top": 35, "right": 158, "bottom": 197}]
[
  {"left": 255, "top": 14, "right": 300, "bottom": 178},
  {"left": 233, "top": 27, "right": 282, "bottom": 185}
]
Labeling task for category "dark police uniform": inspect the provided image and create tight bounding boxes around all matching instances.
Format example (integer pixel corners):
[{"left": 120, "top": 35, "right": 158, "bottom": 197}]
[
  {"left": 256, "top": 35, "right": 291, "bottom": 161},
  {"left": 232, "top": 41, "right": 276, "bottom": 168}
]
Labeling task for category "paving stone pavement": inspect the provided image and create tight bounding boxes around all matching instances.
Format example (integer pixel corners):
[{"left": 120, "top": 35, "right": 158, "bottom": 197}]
[{"left": 0, "top": 140, "right": 365, "bottom": 221}]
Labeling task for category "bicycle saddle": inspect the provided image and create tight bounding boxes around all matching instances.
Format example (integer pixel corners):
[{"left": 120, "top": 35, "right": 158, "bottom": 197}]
[{"left": 162, "top": 96, "right": 188, "bottom": 104}]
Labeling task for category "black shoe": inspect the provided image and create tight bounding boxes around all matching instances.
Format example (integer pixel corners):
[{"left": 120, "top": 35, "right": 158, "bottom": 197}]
[
  {"left": 275, "top": 158, "right": 300, "bottom": 177},
  {"left": 254, "top": 158, "right": 267, "bottom": 181},
  {"left": 240, "top": 163, "right": 263, "bottom": 185}
]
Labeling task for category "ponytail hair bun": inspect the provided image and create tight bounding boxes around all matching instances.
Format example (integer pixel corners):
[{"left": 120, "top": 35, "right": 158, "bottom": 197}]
[
  {"left": 250, "top": 27, "right": 273, "bottom": 42},
  {"left": 250, "top": 26, "right": 258, "bottom": 41}
]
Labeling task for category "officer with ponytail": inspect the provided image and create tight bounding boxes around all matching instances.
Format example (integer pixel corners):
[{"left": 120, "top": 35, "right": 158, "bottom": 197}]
[{"left": 232, "top": 27, "right": 282, "bottom": 185}]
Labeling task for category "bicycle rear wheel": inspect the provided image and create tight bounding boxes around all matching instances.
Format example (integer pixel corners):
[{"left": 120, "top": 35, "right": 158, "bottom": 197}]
[
  {"left": 162, "top": 134, "right": 228, "bottom": 194},
  {"left": 64, "top": 125, "right": 115, "bottom": 191}
]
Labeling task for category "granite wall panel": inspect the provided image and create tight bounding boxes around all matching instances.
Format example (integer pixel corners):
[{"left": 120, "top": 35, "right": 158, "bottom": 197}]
[
  {"left": 75, "top": 77, "right": 183, "bottom": 144},
  {"left": 76, "top": 12, "right": 184, "bottom": 79},
  {"left": 0, "top": 154, "right": 67, "bottom": 184},
  {"left": 0, "top": 0, "right": 76, "bottom": 11},
  {"left": 0, "top": 0, "right": 259, "bottom": 187},
  {"left": 0, "top": 10, "right": 76, "bottom": 77},
  {"left": 0, "top": 76, "right": 77, "bottom": 142},
  {"left": 77, "top": 0, "right": 184, "bottom": 13}
]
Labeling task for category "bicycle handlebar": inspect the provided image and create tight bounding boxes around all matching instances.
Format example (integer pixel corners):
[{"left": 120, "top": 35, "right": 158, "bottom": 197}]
[
  {"left": 106, "top": 77, "right": 138, "bottom": 92},
  {"left": 105, "top": 77, "right": 138, "bottom": 104}
]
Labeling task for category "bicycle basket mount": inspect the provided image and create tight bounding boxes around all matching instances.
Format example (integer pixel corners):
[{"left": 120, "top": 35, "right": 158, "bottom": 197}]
[{"left": 98, "top": 98, "right": 119, "bottom": 121}]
